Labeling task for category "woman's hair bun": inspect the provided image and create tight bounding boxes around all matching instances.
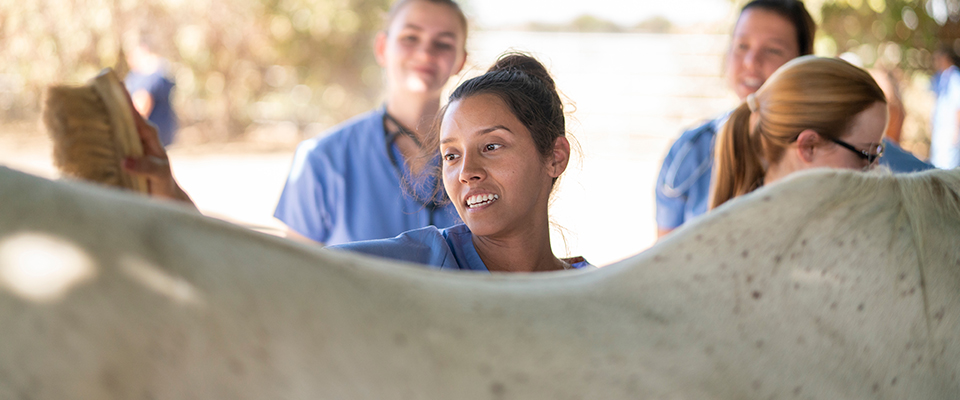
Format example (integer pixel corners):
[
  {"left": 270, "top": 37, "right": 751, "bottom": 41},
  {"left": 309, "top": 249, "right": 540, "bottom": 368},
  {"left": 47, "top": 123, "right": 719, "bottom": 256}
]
[{"left": 486, "top": 53, "right": 556, "bottom": 93}]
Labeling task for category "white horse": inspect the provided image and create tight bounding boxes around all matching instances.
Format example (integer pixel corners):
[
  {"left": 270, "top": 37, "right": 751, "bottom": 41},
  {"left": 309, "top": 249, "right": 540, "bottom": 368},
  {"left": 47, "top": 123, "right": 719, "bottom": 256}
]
[{"left": 0, "top": 165, "right": 957, "bottom": 399}]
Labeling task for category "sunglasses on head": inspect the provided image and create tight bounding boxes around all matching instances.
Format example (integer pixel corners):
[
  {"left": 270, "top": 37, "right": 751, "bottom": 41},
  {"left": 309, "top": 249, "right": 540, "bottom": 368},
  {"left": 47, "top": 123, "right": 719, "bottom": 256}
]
[{"left": 827, "top": 137, "right": 884, "bottom": 164}]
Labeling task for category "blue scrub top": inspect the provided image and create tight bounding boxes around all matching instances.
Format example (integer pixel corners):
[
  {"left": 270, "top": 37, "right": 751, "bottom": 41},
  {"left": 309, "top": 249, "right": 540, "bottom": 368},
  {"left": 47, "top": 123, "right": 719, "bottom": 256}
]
[
  {"left": 331, "top": 224, "right": 593, "bottom": 272},
  {"left": 274, "top": 107, "right": 461, "bottom": 245},
  {"left": 931, "top": 65, "right": 960, "bottom": 169},
  {"left": 655, "top": 113, "right": 934, "bottom": 231},
  {"left": 125, "top": 68, "right": 178, "bottom": 147}
]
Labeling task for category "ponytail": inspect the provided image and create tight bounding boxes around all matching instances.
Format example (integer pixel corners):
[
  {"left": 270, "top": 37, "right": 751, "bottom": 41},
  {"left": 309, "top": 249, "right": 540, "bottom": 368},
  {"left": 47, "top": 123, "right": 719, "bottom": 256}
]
[{"left": 710, "top": 103, "right": 765, "bottom": 209}]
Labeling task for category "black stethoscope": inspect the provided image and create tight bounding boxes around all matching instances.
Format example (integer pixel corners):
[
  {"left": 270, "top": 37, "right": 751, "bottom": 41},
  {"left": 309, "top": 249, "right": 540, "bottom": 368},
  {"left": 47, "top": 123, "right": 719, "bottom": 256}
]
[{"left": 383, "top": 110, "right": 444, "bottom": 226}]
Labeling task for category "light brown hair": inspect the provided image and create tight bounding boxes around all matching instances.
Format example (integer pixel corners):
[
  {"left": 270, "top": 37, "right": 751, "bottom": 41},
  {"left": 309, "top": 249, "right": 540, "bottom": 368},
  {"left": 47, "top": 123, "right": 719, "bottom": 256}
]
[
  {"left": 710, "top": 56, "right": 887, "bottom": 209},
  {"left": 384, "top": 0, "right": 468, "bottom": 39}
]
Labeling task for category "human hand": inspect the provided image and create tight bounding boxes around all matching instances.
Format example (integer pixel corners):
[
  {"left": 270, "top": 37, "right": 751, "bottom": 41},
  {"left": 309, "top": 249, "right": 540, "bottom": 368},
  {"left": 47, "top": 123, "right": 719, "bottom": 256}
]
[{"left": 122, "top": 99, "right": 195, "bottom": 207}]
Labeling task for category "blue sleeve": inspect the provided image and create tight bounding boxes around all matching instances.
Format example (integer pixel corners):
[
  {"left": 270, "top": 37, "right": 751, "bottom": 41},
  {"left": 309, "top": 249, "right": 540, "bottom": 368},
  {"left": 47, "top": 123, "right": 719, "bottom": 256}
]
[
  {"left": 330, "top": 226, "right": 450, "bottom": 267},
  {"left": 274, "top": 140, "right": 341, "bottom": 243},
  {"left": 878, "top": 138, "right": 933, "bottom": 173},
  {"left": 655, "top": 142, "right": 689, "bottom": 230},
  {"left": 655, "top": 120, "right": 717, "bottom": 230}
]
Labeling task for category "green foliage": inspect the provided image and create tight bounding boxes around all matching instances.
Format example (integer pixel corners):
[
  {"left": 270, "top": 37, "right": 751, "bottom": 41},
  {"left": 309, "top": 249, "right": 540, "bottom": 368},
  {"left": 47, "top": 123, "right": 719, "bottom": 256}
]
[
  {"left": 0, "top": 0, "right": 390, "bottom": 139},
  {"left": 813, "top": 0, "right": 941, "bottom": 72}
]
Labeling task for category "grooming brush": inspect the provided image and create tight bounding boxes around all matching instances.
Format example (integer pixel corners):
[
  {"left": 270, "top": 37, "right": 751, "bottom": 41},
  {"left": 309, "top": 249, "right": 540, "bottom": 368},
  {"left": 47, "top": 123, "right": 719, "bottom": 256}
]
[{"left": 42, "top": 68, "right": 148, "bottom": 193}]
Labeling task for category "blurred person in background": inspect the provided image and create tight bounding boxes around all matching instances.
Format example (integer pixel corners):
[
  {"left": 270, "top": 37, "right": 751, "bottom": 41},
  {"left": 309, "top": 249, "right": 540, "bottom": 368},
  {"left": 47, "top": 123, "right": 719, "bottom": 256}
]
[
  {"left": 931, "top": 46, "right": 960, "bottom": 169},
  {"left": 274, "top": 0, "right": 468, "bottom": 245},
  {"left": 124, "top": 27, "right": 179, "bottom": 148},
  {"left": 655, "top": 0, "right": 815, "bottom": 238},
  {"left": 655, "top": 0, "right": 928, "bottom": 239}
]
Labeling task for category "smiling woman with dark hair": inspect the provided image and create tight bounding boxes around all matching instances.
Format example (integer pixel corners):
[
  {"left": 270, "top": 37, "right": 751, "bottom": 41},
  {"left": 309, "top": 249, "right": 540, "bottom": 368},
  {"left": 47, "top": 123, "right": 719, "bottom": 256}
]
[{"left": 331, "top": 54, "right": 592, "bottom": 273}]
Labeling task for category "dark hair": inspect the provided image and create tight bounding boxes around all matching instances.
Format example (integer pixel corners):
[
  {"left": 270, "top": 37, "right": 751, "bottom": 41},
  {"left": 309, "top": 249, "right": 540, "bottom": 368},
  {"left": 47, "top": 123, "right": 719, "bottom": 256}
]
[
  {"left": 413, "top": 53, "right": 567, "bottom": 206},
  {"left": 446, "top": 53, "right": 565, "bottom": 160},
  {"left": 740, "top": 0, "right": 816, "bottom": 56},
  {"left": 384, "top": 0, "right": 468, "bottom": 39}
]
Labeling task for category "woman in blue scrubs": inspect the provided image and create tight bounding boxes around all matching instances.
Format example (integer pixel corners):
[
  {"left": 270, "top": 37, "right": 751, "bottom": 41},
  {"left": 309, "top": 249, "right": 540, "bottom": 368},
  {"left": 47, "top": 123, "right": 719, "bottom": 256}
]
[
  {"left": 655, "top": 0, "right": 928, "bottom": 238},
  {"left": 332, "top": 54, "right": 592, "bottom": 272},
  {"left": 273, "top": 0, "right": 469, "bottom": 245}
]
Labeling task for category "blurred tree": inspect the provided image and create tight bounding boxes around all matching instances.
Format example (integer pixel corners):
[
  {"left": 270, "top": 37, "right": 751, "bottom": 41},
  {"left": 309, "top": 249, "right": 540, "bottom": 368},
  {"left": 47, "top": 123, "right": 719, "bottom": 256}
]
[
  {"left": 633, "top": 16, "right": 674, "bottom": 34},
  {"left": 810, "top": 0, "right": 941, "bottom": 72},
  {"left": 0, "top": 0, "right": 390, "bottom": 140}
]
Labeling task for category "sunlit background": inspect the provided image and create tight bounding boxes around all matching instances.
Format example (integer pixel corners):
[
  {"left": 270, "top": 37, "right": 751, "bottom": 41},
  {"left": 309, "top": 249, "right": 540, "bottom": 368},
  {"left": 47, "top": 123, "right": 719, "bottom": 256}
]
[{"left": 2, "top": 0, "right": 959, "bottom": 265}]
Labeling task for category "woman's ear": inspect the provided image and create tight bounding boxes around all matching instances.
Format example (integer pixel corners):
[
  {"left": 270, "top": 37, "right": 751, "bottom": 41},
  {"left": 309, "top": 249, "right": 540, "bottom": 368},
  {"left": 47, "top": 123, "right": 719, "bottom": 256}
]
[
  {"left": 795, "top": 129, "right": 821, "bottom": 164},
  {"left": 374, "top": 31, "right": 388, "bottom": 67},
  {"left": 548, "top": 136, "right": 571, "bottom": 178}
]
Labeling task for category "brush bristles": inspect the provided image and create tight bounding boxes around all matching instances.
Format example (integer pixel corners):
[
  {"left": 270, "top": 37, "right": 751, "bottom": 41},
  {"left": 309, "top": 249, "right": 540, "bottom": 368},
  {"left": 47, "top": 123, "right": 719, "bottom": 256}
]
[{"left": 43, "top": 85, "right": 129, "bottom": 189}]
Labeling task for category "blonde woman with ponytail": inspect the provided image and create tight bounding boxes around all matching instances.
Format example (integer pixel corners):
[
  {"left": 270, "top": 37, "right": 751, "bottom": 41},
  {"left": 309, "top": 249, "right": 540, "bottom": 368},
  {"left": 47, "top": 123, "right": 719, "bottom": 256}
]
[{"left": 710, "top": 56, "right": 888, "bottom": 209}]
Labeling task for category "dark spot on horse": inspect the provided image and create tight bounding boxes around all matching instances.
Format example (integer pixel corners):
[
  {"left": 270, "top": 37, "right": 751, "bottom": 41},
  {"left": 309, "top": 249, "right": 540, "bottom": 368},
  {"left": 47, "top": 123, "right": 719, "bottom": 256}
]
[
  {"left": 908, "top": 287, "right": 916, "bottom": 295},
  {"left": 752, "top": 380, "right": 762, "bottom": 390},
  {"left": 793, "top": 386, "right": 802, "bottom": 395},
  {"left": 774, "top": 255, "right": 782, "bottom": 263},
  {"left": 858, "top": 303, "right": 864, "bottom": 312},
  {"left": 794, "top": 283, "right": 800, "bottom": 290},
  {"left": 686, "top": 253, "right": 692, "bottom": 261},
  {"left": 720, "top": 263, "right": 728, "bottom": 270},
  {"left": 654, "top": 255, "right": 664, "bottom": 262},
  {"left": 752, "top": 291, "right": 762, "bottom": 299},
  {"left": 746, "top": 275, "right": 754, "bottom": 283},
  {"left": 695, "top": 234, "right": 703, "bottom": 241},
  {"left": 393, "top": 333, "right": 408, "bottom": 347},
  {"left": 490, "top": 381, "right": 506, "bottom": 397},
  {"left": 830, "top": 302, "right": 838, "bottom": 310},
  {"left": 253, "top": 346, "right": 269, "bottom": 363},
  {"left": 742, "top": 250, "right": 749, "bottom": 258},
  {"left": 763, "top": 195, "right": 772, "bottom": 202},
  {"left": 704, "top": 346, "right": 715, "bottom": 355},
  {"left": 693, "top": 274, "right": 705, "bottom": 282},
  {"left": 872, "top": 383, "right": 880, "bottom": 393},
  {"left": 478, "top": 363, "right": 493, "bottom": 377},
  {"left": 100, "top": 369, "right": 120, "bottom": 392},
  {"left": 821, "top": 270, "right": 828, "bottom": 277},
  {"left": 837, "top": 240, "right": 844, "bottom": 247},
  {"left": 899, "top": 272, "right": 907, "bottom": 281},
  {"left": 756, "top": 340, "right": 764, "bottom": 349},
  {"left": 850, "top": 238, "right": 857, "bottom": 246},
  {"left": 797, "top": 336, "right": 806, "bottom": 345},
  {"left": 513, "top": 372, "right": 530, "bottom": 384},
  {"left": 934, "top": 308, "right": 945, "bottom": 322},
  {"left": 229, "top": 358, "right": 245, "bottom": 375},
  {"left": 801, "top": 239, "right": 807, "bottom": 246},
  {"left": 891, "top": 377, "right": 897, "bottom": 386},
  {"left": 733, "top": 305, "right": 741, "bottom": 314}
]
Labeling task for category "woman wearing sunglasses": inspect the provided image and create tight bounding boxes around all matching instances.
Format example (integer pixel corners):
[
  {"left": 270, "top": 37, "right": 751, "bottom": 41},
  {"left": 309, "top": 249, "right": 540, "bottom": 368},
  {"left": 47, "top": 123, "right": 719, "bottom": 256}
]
[{"left": 710, "top": 56, "right": 887, "bottom": 209}]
